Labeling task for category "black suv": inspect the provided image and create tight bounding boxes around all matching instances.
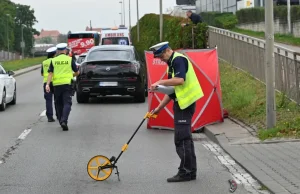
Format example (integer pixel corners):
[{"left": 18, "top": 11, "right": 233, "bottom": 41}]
[{"left": 75, "top": 45, "right": 147, "bottom": 103}]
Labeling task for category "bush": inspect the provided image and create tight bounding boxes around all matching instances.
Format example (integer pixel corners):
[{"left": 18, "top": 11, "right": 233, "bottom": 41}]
[
  {"left": 130, "top": 14, "right": 208, "bottom": 61},
  {"left": 201, "top": 12, "right": 237, "bottom": 29},
  {"left": 215, "top": 14, "right": 238, "bottom": 29},
  {"left": 236, "top": 6, "right": 300, "bottom": 24}
]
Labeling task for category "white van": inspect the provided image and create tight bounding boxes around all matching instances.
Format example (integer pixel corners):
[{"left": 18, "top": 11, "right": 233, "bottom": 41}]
[{"left": 100, "top": 26, "right": 132, "bottom": 46}]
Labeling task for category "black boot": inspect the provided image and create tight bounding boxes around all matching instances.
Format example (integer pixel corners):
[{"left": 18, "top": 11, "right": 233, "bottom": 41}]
[
  {"left": 48, "top": 117, "right": 55, "bottom": 122},
  {"left": 60, "top": 122, "right": 69, "bottom": 131},
  {"left": 167, "top": 173, "right": 191, "bottom": 183}
]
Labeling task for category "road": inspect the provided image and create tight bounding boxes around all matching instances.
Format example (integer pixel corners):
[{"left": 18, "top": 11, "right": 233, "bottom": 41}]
[{"left": 0, "top": 69, "right": 265, "bottom": 194}]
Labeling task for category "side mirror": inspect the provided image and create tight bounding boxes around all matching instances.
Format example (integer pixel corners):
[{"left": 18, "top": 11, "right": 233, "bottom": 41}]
[{"left": 8, "top": 70, "right": 15, "bottom": 76}]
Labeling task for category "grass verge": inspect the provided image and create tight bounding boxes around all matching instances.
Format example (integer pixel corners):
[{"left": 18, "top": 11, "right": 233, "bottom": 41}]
[
  {"left": 220, "top": 61, "right": 300, "bottom": 140},
  {"left": 2, "top": 56, "right": 46, "bottom": 71},
  {"left": 231, "top": 27, "right": 300, "bottom": 47}
]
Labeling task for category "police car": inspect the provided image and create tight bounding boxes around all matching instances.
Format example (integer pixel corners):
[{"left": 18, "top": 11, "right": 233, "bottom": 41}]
[
  {"left": 100, "top": 26, "right": 132, "bottom": 46},
  {"left": 0, "top": 63, "right": 16, "bottom": 111}
]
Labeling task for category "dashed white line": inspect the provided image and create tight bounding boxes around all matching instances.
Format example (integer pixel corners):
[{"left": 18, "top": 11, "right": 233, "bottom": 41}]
[
  {"left": 201, "top": 139, "right": 270, "bottom": 194},
  {"left": 18, "top": 129, "right": 32, "bottom": 140},
  {"left": 40, "top": 110, "right": 46, "bottom": 117}
]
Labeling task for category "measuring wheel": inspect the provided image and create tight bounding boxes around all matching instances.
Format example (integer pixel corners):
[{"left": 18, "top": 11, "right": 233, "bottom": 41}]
[{"left": 87, "top": 155, "right": 113, "bottom": 181}]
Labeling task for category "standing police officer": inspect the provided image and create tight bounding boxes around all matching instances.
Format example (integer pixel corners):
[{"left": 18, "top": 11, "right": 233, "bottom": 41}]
[
  {"left": 41, "top": 47, "right": 57, "bottom": 122},
  {"left": 45, "top": 43, "right": 79, "bottom": 131},
  {"left": 149, "top": 42, "right": 204, "bottom": 182}
]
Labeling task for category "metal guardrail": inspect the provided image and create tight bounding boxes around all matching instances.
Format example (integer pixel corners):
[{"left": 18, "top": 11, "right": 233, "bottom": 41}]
[{"left": 208, "top": 26, "right": 300, "bottom": 104}]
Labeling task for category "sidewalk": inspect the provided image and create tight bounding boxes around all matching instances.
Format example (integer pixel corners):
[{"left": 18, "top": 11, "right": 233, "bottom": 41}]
[
  {"left": 13, "top": 64, "right": 41, "bottom": 77},
  {"left": 275, "top": 42, "right": 300, "bottom": 53},
  {"left": 204, "top": 118, "right": 300, "bottom": 194}
]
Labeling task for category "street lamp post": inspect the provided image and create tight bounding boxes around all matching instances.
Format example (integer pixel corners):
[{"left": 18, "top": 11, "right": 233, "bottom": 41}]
[
  {"left": 287, "top": 0, "right": 291, "bottom": 34},
  {"left": 123, "top": 0, "right": 126, "bottom": 26},
  {"left": 6, "top": 14, "right": 10, "bottom": 60},
  {"left": 21, "top": 24, "right": 25, "bottom": 59},
  {"left": 119, "top": 1, "right": 123, "bottom": 25},
  {"left": 159, "top": 0, "right": 163, "bottom": 41},
  {"left": 119, "top": 13, "right": 123, "bottom": 26},
  {"left": 129, "top": 0, "right": 131, "bottom": 30},
  {"left": 136, "top": 0, "right": 140, "bottom": 42}
]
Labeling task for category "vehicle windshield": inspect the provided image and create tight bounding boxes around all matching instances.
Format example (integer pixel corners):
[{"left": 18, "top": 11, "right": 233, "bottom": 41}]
[
  {"left": 76, "top": 56, "right": 86, "bottom": 64},
  {"left": 101, "top": 37, "right": 129, "bottom": 45},
  {"left": 87, "top": 50, "right": 132, "bottom": 61}
]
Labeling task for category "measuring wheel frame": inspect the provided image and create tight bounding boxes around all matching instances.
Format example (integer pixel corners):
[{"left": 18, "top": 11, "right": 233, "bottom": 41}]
[
  {"left": 87, "top": 111, "right": 157, "bottom": 181},
  {"left": 87, "top": 155, "right": 117, "bottom": 181}
]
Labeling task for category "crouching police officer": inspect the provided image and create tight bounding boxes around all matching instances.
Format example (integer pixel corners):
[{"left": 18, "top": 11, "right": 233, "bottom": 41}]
[
  {"left": 45, "top": 43, "right": 80, "bottom": 131},
  {"left": 149, "top": 42, "right": 204, "bottom": 182},
  {"left": 41, "top": 47, "right": 57, "bottom": 122}
]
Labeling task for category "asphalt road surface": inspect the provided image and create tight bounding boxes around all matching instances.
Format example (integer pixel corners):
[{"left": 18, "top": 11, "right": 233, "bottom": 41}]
[{"left": 0, "top": 69, "right": 261, "bottom": 194}]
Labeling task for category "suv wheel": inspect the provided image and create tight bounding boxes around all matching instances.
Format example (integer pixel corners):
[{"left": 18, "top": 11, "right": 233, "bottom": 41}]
[
  {"left": 134, "top": 88, "right": 146, "bottom": 103},
  {"left": 77, "top": 92, "right": 89, "bottom": 103}
]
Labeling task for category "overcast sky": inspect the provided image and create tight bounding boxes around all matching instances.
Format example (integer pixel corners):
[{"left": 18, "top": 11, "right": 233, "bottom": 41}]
[{"left": 11, "top": 0, "right": 177, "bottom": 34}]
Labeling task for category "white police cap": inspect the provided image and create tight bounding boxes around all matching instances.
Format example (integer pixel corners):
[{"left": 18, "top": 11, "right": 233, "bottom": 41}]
[
  {"left": 46, "top": 46, "right": 57, "bottom": 53},
  {"left": 56, "top": 43, "right": 68, "bottom": 50},
  {"left": 149, "top": 41, "right": 169, "bottom": 57}
]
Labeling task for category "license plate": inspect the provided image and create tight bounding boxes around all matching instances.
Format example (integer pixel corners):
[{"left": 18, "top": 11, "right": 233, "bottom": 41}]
[{"left": 99, "top": 82, "right": 118, "bottom": 86}]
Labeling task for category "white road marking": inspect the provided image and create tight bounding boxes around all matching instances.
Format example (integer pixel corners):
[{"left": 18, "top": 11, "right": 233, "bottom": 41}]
[
  {"left": 40, "top": 110, "right": 46, "bottom": 117},
  {"left": 18, "top": 129, "right": 32, "bottom": 140},
  {"left": 200, "top": 137, "right": 270, "bottom": 194}
]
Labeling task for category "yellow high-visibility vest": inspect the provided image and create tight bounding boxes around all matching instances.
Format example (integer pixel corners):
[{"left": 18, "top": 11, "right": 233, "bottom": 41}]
[
  {"left": 42, "top": 58, "right": 52, "bottom": 83},
  {"left": 51, "top": 54, "right": 73, "bottom": 86},
  {"left": 167, "top": 52, "right": 204, "bottom": 109}
]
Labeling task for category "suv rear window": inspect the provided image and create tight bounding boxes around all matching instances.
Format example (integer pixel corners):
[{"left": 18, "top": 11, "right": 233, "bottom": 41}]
[
  {"left": 101, "top": 37, "right": 129, "bottom": 45},
  {"left": 87, "top": 50, "right": 132, "bottom": 61},
  {"left": 76, "top": 56, "right": 86, "bottom": 64}
]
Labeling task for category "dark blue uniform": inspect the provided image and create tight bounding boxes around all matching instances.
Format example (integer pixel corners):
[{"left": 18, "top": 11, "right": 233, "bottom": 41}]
[
  {"left": 48, "top": 54, "right": 78, "bottom": 129},
  {"left": 167, "top": 52, "right": 197, "bottom": 181},
  {"left": 41, "top": 62, "right": 57, "bottom": 122}
]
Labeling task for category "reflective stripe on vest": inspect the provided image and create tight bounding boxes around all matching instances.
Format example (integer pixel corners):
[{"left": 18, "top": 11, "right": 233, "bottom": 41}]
[
  {"left": 51, "top": 54, "right": 73, "bottom": 86},
  {"left": 42, "top": 58, "right": 52, "bottom": 83},
  {"left": 167, "top": 52, "right": 204, "bottom": 109}
]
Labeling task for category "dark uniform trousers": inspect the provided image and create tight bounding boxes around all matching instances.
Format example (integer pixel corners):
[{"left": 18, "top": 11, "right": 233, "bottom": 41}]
[
  {"left": 53, "top": 84, "right": 72, "bottom": 124},
  {"left": 173, "top": 101, "right": 197, "bottom": 177},
  {"left": 43, "top": 82, "right": 56, "bottom": 118}
]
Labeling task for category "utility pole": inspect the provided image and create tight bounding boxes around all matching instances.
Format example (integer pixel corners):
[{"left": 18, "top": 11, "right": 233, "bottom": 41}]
[
  {"left": 136, "top": 0, "right": 140, "bottom": 42},
  {"left": 6, "top": 14, "right": 10, "bottom": 60},
  {"left": 265, "top": 0, "right": 276, "bottom": 129},
  {"left": 159, "top": 0, "right": 163, "bottom": 41},
  {"left": 129, "top": 0, "right": 131, "bottom": 30},
  {"left": 287, "top": 0, "right": 291, "bottom": 34},
  {"left": 123, "top": 0, "right": 126, "bottom": 26}
]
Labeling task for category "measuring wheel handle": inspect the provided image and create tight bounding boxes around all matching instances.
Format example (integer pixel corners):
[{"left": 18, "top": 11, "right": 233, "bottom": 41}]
[{"left": 144, "top": 111, "right": 158, "bottom": 119}]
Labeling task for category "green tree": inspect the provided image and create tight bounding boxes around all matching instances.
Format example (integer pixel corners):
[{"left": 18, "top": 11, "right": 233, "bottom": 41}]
[
  {"left": 0, "top": 0, "right": 15, "bottom": 51},
  {"left": 13, "top": 3, "right": 39, "bottom": 56}
]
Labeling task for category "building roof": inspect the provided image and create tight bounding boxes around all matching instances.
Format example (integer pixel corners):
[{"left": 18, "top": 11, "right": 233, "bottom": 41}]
[
  {"left": 34, "top": 29, "right": 60, "bottom": 39},
  {"left": 85, "top": 26, "right": 102, "bottom": 32}
]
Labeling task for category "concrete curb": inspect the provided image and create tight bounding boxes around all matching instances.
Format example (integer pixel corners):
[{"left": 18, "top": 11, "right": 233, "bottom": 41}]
[
  {"left": 203, "top": 126, "right": 275, "bottom": 194},
  {"left": 13, "top": 64, "right": 41, "bottom": 77}
]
